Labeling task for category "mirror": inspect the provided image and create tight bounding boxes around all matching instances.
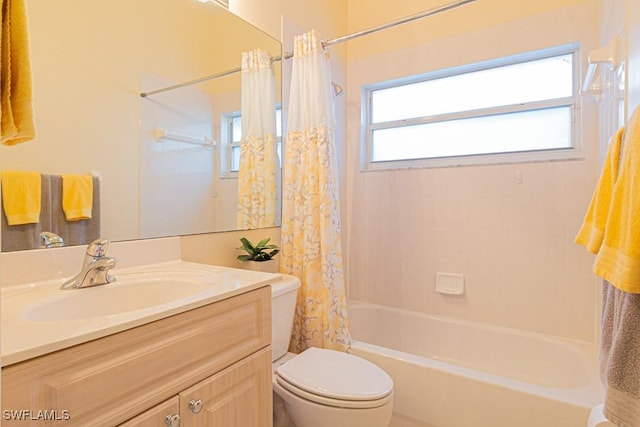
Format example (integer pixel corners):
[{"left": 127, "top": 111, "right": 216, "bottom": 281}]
[{"left": 1, "top": 0, "right": 282, "bottom": 251}]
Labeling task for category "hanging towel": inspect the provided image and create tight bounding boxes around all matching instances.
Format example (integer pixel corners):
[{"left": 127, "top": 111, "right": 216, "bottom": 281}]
[
  {"left": 61, "top": 174, "right": 93, "bottom": 221},
  {"left": 0, "top": 173, "right": 48, "bottom": 250},
  {"left": 585, "top": 107, "right": 640, "bottom": 293},
  {"left": 575, "top": 127, "right": 624, "bottom": 254},
  {"left": 600, "top": 281, "right": 640, "bottom": 426},
  {"left": 51, "top": 175, "right": 100, "bottom": 245},
  {"left": 1, "top": 170, "right": 41, "bottom": 225},
  {"left": 1, "top": 0, "right": 36, "bottom": 145}
]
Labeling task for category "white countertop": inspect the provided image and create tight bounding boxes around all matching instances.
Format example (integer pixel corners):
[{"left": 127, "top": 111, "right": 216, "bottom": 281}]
[{"left": 2, "top": 260, "right": 280, "bottom": 366}]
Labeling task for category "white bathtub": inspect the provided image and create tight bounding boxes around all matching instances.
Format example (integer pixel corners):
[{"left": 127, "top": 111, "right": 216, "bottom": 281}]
[{"left": 348, "top": 301, "right": 604, "bottom": 427}]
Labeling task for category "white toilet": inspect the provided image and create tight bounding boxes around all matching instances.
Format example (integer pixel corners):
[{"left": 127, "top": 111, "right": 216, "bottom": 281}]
[{"left": 271, "top": 276, "right": 394, "bottom": 427}]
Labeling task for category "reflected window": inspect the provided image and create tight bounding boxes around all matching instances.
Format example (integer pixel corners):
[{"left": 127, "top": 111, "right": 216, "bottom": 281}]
[{"left": 222, "top": 106, "right": 282, "bottom": 177}]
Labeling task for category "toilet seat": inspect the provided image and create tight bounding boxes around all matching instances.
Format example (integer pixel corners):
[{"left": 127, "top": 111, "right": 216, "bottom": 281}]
[
  {"left": 275, "top": 347, "right": 393, "bottom": 409},
  {"left": 275, "top": 376, "right": 393, "bottom": 409}
]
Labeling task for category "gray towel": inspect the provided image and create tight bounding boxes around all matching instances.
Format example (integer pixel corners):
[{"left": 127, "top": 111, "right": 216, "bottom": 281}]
[{"left": 601, "top": 280, "right": 640, "bottom": 426}]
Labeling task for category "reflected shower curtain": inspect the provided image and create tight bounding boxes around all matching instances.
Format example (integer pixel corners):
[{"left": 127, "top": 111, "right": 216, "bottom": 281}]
[
  {"left": 281, "top": 30, "right": 351, "bottom": 352},
  {"left": 237, "top": 48, "right": 278, "bottom": 229}
]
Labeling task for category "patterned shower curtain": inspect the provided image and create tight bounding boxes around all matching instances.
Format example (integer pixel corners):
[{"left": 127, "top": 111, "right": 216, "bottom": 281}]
[
  {"left": 236, "top": 48, "right": 278, "bottom": 229},
  {"left": 281, "top": 30, "right": 351, "bottom": 352}
]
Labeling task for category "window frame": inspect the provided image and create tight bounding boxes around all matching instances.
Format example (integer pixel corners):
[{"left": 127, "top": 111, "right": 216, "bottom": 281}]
[
  {"left": 361, "top": 42, "right": 583, "bottom": 170},
  {"left": 220, "top": 105, "right": 282, "bottom": 179},
  {"left": 220, "top": 110, "right": 242, "bottom": 178}
]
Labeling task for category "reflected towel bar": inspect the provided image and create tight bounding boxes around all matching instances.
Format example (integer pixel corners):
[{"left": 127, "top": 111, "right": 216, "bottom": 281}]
[{"left": 152, "top": 128, "right": 216, "bottom": 150}]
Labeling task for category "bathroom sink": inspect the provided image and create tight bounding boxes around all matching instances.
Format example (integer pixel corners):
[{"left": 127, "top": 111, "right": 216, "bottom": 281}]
[
  {"left": 2, "top": 259, "right": 280, "bottom": 365},
  {"left": 24, "top": 270, "right": 218, "bottom": 322}
]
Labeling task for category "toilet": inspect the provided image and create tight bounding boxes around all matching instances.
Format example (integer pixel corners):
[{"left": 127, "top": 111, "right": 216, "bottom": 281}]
[{"left": 271, "top": 276, "right": 394, "bottom": 427}]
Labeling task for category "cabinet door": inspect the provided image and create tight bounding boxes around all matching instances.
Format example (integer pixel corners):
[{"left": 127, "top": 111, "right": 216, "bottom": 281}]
[
  {"left": 179, "top": 347, "right": 272, "bottom": 427},
  {"left": 119, "top": 397, "right": 180, "bottom": 427}
]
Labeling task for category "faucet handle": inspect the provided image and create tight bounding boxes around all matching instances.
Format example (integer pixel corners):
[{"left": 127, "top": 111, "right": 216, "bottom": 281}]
[{"left": 86, "top": 238, "right": 110, "bottom": 257}]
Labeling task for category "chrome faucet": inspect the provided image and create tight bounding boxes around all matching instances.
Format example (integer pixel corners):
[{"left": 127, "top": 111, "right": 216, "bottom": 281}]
[
  {"left": 40, "top": 232, "right": 64, "bottom": 248},
  {"left": 60, "top": 239, "right": 117, "bottom": 290}
]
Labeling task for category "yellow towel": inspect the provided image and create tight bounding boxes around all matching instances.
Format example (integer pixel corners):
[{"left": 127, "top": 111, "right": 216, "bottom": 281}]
[
  {"left": 1, "top": 170, "right": 41, "bottom": 225},
  {"left": 61, "top": 174, "right": 93, "bottom": 221},
  {"left": 1, "top": 0, "right": 36, "bottom": 145},
  {"left": 575, "top": 127, "right": 624, "bottom": 253},
  {"left": 576, "top": 107, "right": 640, "bottom": 293}
]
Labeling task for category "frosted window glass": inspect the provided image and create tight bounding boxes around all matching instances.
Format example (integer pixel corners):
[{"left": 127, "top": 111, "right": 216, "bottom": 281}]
[
  {"left": 276, "top": 108, "right": 282, "bottom": 137},
  {"left": 372, "top": 54, "right": 573, "bottom": 124},
  {"left": 371, "top": 107, "right": 571, "bottom": 162},
  {"left": 232, "top": 116, "right": 242, "bottom": 142},
  {"left": 231, "top": 146, "right": 241, "bottom": 171}
]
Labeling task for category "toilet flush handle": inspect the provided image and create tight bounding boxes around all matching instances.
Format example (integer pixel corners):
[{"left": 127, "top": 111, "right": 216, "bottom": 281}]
[{"left": 189, "top": 399, "right": 204, "bottom": 414}]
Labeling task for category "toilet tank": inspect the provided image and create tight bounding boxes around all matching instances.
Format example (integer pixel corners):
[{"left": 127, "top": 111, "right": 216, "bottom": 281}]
[{"left": 271, "top": 275, "right": 301, "bottom": 361}]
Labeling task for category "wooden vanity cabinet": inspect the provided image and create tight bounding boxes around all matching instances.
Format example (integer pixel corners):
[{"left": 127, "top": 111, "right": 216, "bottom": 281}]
[{"left": 2, "top": 286, "right": 272, "bottom": 427}]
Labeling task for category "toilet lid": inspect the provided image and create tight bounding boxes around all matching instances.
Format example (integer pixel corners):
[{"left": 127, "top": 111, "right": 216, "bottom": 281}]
[{"left": 276, "top": 347, "right": 393, "bottom": 401}]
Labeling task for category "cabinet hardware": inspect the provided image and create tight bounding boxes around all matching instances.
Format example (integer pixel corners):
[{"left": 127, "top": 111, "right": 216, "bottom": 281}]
[
  {"left": 165, "top": 413, "right": 180, "bottom": 427},
  {"left": 189, "top": 399, "right": 204, "bottom": 414}
]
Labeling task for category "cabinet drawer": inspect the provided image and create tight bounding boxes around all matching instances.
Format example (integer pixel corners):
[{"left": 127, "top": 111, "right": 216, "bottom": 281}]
[
  {"left": 119, "top": 397, "right": 179, "bottom": 427},
  {"left": 2, "top": 286, "right": 270, "bottom": 426}
]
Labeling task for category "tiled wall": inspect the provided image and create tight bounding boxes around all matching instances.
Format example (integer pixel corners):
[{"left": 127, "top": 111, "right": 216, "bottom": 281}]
[
  {"left": 346, "top": 1, "right": 602, "bottom": 342},
  {"left": 139, "top": 76, "right": 220, "bottom": 239}
]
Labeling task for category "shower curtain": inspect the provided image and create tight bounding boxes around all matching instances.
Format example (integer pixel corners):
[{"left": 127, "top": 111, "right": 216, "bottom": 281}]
[
  {"left": 281, "top": 30, "right": 351, "bottom": 352},
  {"left": 236, "top": 48, "right": 278, "bottom": 229}
]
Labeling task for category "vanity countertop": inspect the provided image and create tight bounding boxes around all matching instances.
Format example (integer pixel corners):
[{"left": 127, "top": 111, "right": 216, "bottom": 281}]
[{"left": 1, "top": 260, "right": 280, "bottom": 366}]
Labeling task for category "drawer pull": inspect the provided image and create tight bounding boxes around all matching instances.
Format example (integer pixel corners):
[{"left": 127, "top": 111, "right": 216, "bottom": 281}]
[
  {"left": 189, "top": 399, "right": 204, "bottom": 414},
  {"left": 165, "top": 413, "right": 180, "bottom": 427}
]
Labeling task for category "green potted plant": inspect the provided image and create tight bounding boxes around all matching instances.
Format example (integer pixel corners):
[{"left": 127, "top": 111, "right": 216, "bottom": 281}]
[{"left": 236, "top": 237, "right": 280, "bottom": 272}]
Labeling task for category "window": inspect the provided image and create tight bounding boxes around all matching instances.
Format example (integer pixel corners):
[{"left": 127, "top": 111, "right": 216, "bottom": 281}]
[
  {"left": 362, "top": 43, "right": 581, "bottom": 169},
  {"left": 221, "top": 107, "right": 282, "bottom": 177}
]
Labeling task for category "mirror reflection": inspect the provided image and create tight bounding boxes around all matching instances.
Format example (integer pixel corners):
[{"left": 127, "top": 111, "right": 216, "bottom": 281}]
[{"left": 1, "top": 0, "right": 282, "bottom": 252}]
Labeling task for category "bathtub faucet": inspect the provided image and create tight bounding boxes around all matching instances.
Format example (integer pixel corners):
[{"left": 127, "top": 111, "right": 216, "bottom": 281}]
[{"left": 60, "top": 239, "right": 117, "bottom": 290}]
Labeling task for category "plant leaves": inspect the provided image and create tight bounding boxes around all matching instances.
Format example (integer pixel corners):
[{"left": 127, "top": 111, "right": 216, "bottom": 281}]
[
  {"left": 255, "top": 237, "right": 271, "bottom": 248},
  {"left": 237, "top": 237, "right": 257, "bottom": 255},
  {"left": 237, "top": 237, "right": 279, "bottom": 261}
]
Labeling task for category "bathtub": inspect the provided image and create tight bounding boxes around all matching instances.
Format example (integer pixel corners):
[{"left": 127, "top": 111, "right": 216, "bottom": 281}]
[{"left": 348, "top": 301, "right": 604, "bottom": 427}]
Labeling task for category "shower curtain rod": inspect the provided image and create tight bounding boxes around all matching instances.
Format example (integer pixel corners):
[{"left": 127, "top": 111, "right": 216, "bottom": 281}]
[
  {"left": 139, "top": 0, "right": 477, "bottom": 98},
  {"left": 321, "top": 0, "right": 477, "bottom": 49},
  {"left": 140, "top": 66, "right": 242, "bottom": 97}
]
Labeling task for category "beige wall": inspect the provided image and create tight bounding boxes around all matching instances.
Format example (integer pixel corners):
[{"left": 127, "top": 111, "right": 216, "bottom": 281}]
[
  {"left": 180, "top": 227, "right": 281, "bottom": 268},
  {"left": 347, "top": 0, "right": 594, "bottom": 60},
  {"left": 229, "top": 0, "right": 347, "bottom": 42},
  {"left": 345, "top": 0, "right": 602, "bottom": 342}
]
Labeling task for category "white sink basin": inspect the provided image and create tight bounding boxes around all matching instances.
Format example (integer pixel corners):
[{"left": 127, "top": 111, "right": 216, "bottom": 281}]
[
  {"left": 2, "top": 260, "right": 280, "bottom": 366},
  {"left": 24, "top": 270, "right": 218, "bottom": 322}
]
